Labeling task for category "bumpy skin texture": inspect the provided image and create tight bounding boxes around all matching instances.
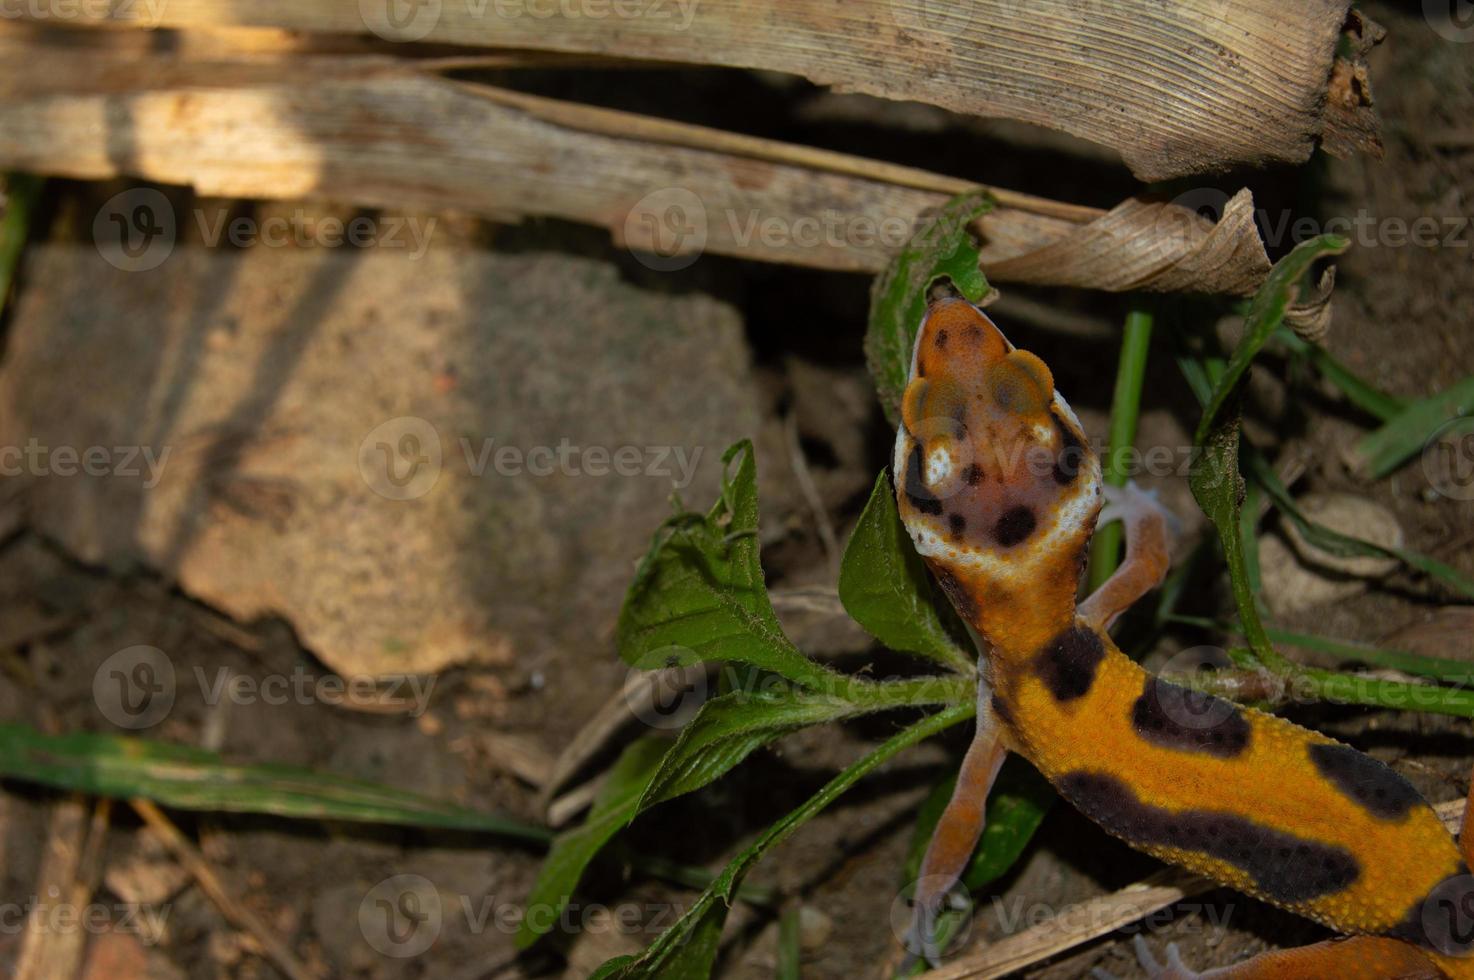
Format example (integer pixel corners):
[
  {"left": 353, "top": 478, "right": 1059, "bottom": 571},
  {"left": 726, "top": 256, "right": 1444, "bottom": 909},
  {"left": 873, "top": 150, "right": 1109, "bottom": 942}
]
[{"left": 894, "top": 297, "right": 1474, "bottom": 979}]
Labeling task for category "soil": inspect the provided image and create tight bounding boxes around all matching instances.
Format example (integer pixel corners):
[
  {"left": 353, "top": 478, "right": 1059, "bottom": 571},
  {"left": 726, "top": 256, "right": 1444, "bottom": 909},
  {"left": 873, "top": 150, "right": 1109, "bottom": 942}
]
[{"left": 0, "top": 1, "right": 1470, "bottom": 978}]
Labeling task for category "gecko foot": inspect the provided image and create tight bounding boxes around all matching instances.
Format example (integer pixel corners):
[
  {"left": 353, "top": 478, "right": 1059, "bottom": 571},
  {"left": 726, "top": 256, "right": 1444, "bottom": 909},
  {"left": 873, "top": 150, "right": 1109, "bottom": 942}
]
[
  {"left": 899, "top": 876, "right": 970, "bottom": 968},
  {"left": 1091, "top": 936, "right": 1212, "bottom": 980},
  {"left": 1099, "top": 481, "right": 1181, "bottom": 538}
]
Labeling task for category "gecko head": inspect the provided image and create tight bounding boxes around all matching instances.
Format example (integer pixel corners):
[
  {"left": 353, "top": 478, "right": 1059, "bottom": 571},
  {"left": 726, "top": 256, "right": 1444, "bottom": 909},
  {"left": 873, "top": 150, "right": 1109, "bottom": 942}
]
[{"left": 893, "top": 297, "right": 1102, "bottom": 650}]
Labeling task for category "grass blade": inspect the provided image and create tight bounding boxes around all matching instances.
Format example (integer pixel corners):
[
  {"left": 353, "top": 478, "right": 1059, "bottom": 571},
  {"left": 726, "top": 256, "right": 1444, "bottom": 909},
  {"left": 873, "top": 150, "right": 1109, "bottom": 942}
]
[
  {"left": 0, "top": 723, "right": 550, "bottom": 840},
  {"left": 1352, "top": 374, "right": 1474, "bottom": 478},
  {"left": 1088, "top": 305, "right": 1154, "bottom": 591}
]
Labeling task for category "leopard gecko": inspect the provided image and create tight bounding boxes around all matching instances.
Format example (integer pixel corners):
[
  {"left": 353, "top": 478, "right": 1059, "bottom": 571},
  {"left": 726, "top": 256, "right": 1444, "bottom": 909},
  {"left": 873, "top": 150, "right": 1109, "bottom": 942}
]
[{"left": 893, "top": 296, "right": 1474, "bottom": 979}]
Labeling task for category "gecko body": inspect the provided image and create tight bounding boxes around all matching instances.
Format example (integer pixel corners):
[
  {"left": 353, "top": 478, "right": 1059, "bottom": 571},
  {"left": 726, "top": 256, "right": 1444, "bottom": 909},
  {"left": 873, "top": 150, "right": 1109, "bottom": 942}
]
[{"left": 894, "top": 296, "right": 1474, "bottom": 979}]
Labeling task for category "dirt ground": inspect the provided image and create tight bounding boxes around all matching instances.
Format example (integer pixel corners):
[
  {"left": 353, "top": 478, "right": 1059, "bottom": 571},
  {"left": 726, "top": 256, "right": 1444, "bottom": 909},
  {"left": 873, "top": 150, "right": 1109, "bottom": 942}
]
[{"left": 0, "top": 1, "right": 1471, "bottom": 978}]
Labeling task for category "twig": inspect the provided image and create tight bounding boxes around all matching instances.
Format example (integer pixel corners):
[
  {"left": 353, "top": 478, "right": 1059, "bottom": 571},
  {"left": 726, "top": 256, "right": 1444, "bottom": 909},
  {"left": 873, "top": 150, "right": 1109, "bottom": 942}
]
[
  {"left": 15, "top": 795, "right": 92, "bottom": 980},
  {"left": 785, "top": 411, "right": 841, "bottom": 579},
  {"left": 130, "top": 798, "right": 323, "bottom": 980}
]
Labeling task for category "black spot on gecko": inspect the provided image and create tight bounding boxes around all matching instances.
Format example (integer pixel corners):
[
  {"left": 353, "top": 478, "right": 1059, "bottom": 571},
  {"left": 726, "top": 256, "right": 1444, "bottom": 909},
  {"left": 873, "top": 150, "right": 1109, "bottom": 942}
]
[
  {"left": 935, "top": 328, "right": 949, "bottom": 350},
  {"left": 1308, "top": 743, "right": 1423, "bottom": 820},
  {"left": 1385, "top": 867, "right": 1474, "bottom": 956},
  {"left": 1131, "top": 677, "right": 1251, "bottom": 758},
  {"left": 1057, "top": 772, "right": 1361, "bottom": 905},
  {"left": 1032, "top": 626, "right": 1104, "bottom": 702},
  {"left": 947, "top": 512, "right": 967, "bottom": 540},
  {"left": 989, "top": 694, "right": 1016, "bottom": 728},
  {"left": 962, "top": 463, "right": 984, "bottom": 486},
  {"left": 994, "top": 505, "right": 1036, "bottom": 546},
  {"left": 903, "top": 444, "right": 943, "bottom": 516},
  {"left": 1051, "top": 414, "right": 1086, "bottom": 486}
]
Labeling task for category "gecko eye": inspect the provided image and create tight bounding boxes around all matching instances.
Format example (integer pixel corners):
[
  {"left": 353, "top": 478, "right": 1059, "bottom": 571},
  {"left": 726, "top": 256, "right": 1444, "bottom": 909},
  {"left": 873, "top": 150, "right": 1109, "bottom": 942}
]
[{"left": 987, "top": 350, "right": 1054, "bottom": 415}]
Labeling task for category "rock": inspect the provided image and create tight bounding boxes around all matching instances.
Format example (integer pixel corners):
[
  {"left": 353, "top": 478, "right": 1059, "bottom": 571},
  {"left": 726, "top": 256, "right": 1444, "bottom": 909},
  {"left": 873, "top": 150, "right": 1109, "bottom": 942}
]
[
  {"left": 1258, "top": 492, "right": 1403, "bottom": 615},
  {"left": 0, "top": 242, "right": 760, "bottom": 677},
  {"left": 80, "top": 932, "right": 184, "bottom": 980},
  {"left": 104, "top": 829, "right": 190, "bottom": 907},
  {"left": 1380, "top": 607, "right": 1474, "bottom": 663}
]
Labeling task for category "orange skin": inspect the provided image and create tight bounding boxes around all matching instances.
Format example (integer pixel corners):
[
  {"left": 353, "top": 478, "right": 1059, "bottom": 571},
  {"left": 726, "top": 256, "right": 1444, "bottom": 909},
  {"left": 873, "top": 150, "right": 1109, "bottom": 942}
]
[{"left": 895, "top": 297, "right": 1474, "bottom": 979}]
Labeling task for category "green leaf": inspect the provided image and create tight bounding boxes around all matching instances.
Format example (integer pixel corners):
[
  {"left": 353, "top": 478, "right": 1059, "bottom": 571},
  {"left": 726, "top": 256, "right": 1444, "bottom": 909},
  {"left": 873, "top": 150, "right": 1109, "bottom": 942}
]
[
  {"left": 517, "top": 737, "right": 668, "bottom": 949},
  {"left": 617, "top": 441, "right": 848, "bottom": 696},
  {"left": 865, "top": 192, "right": 995, "bottom": 425},
  {"left": 1191, "top": 236, "right": 1349, "bottom": 672},
  {"left": 637, "top": 689, "right": 859, "bottom": 814},
  {"left": 839, "top": 471, "right": 971, "bottom": 672},
  {"left": 778, "top": 906, "right": 802, "bottom": 980},
  {"left": 1, "top": 173, "right": 43, "bottom": 314},
  {"left": 1351, "top": 374, "right": 1474, "bottom": 478},
  {"left": 1194, "top": 236, "right": 1350, "bottom": 447},
  {"left": 595, "top": 702, "right": 974, "bottom": 979},
  {"left": 0, "top": 723, "right": 549, "bottom": 839}
]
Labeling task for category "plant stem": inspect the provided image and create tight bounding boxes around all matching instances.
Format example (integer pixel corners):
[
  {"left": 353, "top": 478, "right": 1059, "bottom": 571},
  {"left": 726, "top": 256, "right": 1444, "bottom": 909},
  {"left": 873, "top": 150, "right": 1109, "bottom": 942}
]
[
  {"left": 846, "top": 673, "right": 974, "bottom": 710},
  {"left": 1088, "top": 305, "right": 1154, "bottom": 592},
  {"left": 1167, "top": 614, "right": 1474, "bottom": 683}
]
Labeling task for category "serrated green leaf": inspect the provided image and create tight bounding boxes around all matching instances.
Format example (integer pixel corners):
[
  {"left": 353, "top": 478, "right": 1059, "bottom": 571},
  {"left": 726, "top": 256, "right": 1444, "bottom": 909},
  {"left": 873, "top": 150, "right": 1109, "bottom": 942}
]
[
  {"left": 617, "top": 441, "right": 848, "bottom": 697},
  {"left": 866, "top": 192, "right": 994, "bottom": 426},
  {"left": 839, "top": 471, "right": 971, "bottom": 672},
  {"left": 638, "top": 689, "right": 858, "bottom": 813},
  {"left": 595, "top": 703, "right": 973, "bottom": 979},
  {"left": 517, "top": 737, "right": 669, "bottom": 949},
  {"left": 0, "top": 723, "right": 549, "bottom": 840},
  {"left": 1191, "top": 236, "right": 1350, "bottom": 672}
]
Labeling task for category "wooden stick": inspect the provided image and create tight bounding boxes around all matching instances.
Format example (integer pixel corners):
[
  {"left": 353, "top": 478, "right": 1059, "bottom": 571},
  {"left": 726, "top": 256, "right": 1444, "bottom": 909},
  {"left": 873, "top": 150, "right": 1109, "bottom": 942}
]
[
  {"left": 0, "top": 22, "right": 1275, "bottom": 296},
  {"left": 130, "top": 799, "right": 323, "bottom": 980}
]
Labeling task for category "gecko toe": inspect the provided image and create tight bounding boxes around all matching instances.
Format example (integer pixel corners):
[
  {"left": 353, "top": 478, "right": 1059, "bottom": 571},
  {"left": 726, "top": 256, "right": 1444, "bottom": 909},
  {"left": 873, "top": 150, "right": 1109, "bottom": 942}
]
[{"left": 1131, "top": 936, "right": 1211, "bottom": 979}]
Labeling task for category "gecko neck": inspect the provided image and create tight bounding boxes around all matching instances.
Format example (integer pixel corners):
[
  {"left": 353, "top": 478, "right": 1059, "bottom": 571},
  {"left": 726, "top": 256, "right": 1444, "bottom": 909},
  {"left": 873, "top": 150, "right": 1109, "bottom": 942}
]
[{"left": 931, "top": 554, "right": 1086, "bottom": 669}]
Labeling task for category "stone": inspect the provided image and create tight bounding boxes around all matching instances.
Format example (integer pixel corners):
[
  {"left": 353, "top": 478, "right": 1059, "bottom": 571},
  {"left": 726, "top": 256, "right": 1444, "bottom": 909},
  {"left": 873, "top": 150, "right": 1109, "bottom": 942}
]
[{"left": 0, "top": 242, "right": 760, "bottom": 677}]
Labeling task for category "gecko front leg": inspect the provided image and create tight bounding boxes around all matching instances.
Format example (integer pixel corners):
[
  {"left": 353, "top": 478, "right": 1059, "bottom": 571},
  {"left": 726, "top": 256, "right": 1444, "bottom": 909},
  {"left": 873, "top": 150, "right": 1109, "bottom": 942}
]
[
  {"left": 1079, "top": 481, "right": 1176, "bottom": 632},
  {"left": 903, "top": 676, "right": 1010, "bottom": 966}
]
